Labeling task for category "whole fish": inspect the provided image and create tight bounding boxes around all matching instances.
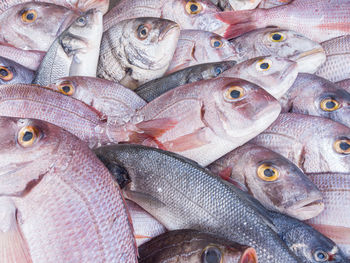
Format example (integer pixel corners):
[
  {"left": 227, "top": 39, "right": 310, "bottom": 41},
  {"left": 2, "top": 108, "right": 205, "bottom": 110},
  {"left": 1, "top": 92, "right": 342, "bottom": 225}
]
[
  {"left": 138, "top": 229, "right": 258, "bottom": 263},
  {"left": 0, "top": 117, "right": 137, "bottom": 262},
  {"left": 258, "top": 0, "right": 291, "bottom": 8},
  {"left": 207, "top": 143, "right": 323, "bottom": 220},
  {"left": 315, "top": 35, "right": 350, "bottom": 82},
  {"left": 94, "top": 144, "right": 300, "bottom": 262},
  {"left": 279, "top": 73, "right": 350, "bottom": 128},
  {"left": 126, "top": 200, "right": 166, "bottom": 246},
  {"left": 306, "top": 173, "right": 350, "bottom": 258},
  {"left": 229, "top": 28, "right": 326, "bottom": 73},
  {"left": 166, "top": 30, "right": 238, "bottom": 75},
  {"left": 97, "top": 17, "right": 180, "bottom": 90},
  {"left": 47, "top": 76, "right": 146, "bottom": 123},
  {"left": 135, "top": 61, "right": 237, "bottom": 102},
  {"left": 0, "top": 56, "right": 34, "bottom": 84},
  {"left": 0, "top": 2, "right": 79, "bottom": 51},
  {"left": 216, "top": 0, "right": 350, "bottom": 42},
  {"left": 336, "top": 79, "right": 350, "bottom": 93},
  {"left": 252, "top": 113, "right": 350, "bottom": 174},
  {"left": 33, "top": 9, "right": 103, "bottom": 86}
]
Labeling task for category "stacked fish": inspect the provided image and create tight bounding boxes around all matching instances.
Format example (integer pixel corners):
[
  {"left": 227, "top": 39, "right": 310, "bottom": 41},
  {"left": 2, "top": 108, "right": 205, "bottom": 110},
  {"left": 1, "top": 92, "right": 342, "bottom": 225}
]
[{"left": 0, "top": 0, "right": 349, "bottom": 262}]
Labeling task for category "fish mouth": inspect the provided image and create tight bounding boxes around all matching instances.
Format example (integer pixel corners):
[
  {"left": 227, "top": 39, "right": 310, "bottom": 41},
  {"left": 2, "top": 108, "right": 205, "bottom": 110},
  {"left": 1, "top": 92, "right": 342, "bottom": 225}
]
[
  {"left": 290, "top": 48, "right": 326, "bottom": 74},
  {"left": 286, "top": 197, "right": 324, "bottom": 220},
  {"left": 158, "top": 23, "right": 180, "bottom": 41},
  {"left": 56, "top": 11, "right": 80, "bottom": 37}
]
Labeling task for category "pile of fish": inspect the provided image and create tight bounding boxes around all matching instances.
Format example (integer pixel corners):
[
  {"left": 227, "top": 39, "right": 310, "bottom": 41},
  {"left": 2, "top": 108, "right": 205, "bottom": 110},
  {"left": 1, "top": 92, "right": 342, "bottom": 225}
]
[{"left": 0, "top": 0, "right": 349, "bottom": 262}]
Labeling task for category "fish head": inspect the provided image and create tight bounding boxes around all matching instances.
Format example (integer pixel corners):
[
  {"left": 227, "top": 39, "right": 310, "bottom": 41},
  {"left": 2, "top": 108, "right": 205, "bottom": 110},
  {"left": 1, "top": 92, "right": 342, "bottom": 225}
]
[
  {"left": 0, "top": 2, "right": 79, "bottom": 51},
  {"left": 0, "top": 56, "right": 34, "bottom": 84},
  {"left": 208, "top": 60, "right": 237, "bottom": 78},
  {"left": 336, "top": 79, "right": 350, "bottom": 94},
  {"left": 0, "top": 117, "right": 69, "bottom": 196},
  {"left": 202, "top": 77, "right": 281, "bottom": 141},
  {"left": 228, "top": 0, "right": 262, "bottom": 10}
]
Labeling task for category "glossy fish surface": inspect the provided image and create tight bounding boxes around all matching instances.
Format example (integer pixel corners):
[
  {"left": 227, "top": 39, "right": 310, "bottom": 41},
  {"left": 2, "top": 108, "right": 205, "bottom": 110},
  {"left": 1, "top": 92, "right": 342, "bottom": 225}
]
[{"left": 0, "top": 56, "right": 34, "bottom": 84}]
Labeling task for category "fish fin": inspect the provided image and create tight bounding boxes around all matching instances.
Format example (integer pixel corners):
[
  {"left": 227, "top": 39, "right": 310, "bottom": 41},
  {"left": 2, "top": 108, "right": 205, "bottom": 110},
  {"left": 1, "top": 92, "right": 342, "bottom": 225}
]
[
  {"left": 135, "top": 118, "right": 178, "bottom": 138},
  {"left": 239, "top": 247, "right": 258, "bottom": 263},
  {"left": 0, "top": 199, "right": 32, "bottom": 263},
  {"left": 218, "top": 168, "right": 249, "bottom": 192},
  {"left": 215, "top": 10, "right": 259, "bottom": 39},
  {"left": 162, "top": 127, "right": 211, "bottom": 152},
  {"left": 124, "top": 190, "right": 166, "bottom": 210}
]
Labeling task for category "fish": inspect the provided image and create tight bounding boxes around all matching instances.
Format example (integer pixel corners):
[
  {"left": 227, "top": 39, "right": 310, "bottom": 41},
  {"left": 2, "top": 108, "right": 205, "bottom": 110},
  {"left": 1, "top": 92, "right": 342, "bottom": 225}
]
[
  {"left": 0, "top": 56, "right": 34, "bottom": 84},
  {"left": 126, "top": 200, "right": 166, "bottom": 246},
  {"left": 135, "top": 61, "right": 237, "bottom": 102},
  {"left": 210, "top": 0, "right": 233, "bottom": 10},
  {"left": 94, "top": 144, "right": 300, "bottom": 262},
  {"left": 33, "top": 9, "right": 103, "bottom": 86},
  {"left": 258, "top": 0, "right": 292, "bottom": 9},
  {"left": 0, "top": 2, "right": 79, "bottom": 51},
  {"left": 315, "top": 35, "right": 350, "bottom": 82},
  {"left": 47, "top": 76, "right": 146, "bottom": 124},
  {"left": 216, "top": 0, "right": 350, "bottom": 42},
  {"left": 207, "top": 143, "right": 323, "bottom": 220},
  {"left": 166, "top": 30, "right": 238, "bottom": 75},
  {"left": 211, "top": 0, "right": 262, "bottom": 10},
  {"left": 336, "top": 79, "right": 350, "bottom": 93},
  {"left": 306, "top": 173, "right": 350, "bottom": 258},
  {"left": 279, "top": 73, "right": 350, "bottom": 129},
  {"left": 97, "top": 17, "right": 180, "bottom": 90},
  {"left": 0, "top": 117, "right": 137, "bottom": 262},
  {"left": 229, "top": 28, "right": 326, "bottom": 74},
  {"left": 138, "top": 229, "right": 258, "bottom": 263},
  {"left": 220, "top": 55, "right": 298, "bottom": 99},
  {"left": 252, "top": 113, "right": 350, "bottom": 174}
]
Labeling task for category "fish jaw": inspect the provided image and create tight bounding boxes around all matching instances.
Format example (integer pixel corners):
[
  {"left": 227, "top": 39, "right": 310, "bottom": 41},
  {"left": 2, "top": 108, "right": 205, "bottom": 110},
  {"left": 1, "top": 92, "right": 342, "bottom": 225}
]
[
  {"left": 291, "top": 48, "right": 326, "bottom": 73},
  {"left": 285, "top": 196, "right": 324, "bottom": 221},
  {"left": 272, "top": 60, "right": 298, "bottom": 99}
]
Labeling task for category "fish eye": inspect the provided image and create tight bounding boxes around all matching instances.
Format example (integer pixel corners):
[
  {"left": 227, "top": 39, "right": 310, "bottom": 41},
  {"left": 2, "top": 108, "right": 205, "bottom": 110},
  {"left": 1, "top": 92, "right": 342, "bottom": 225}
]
[
  {"left": 201, "top": 246, "right": 222, "bottom": 263},
  {"left": 256, "top": 59, "right": 272, "bottom": 71},
  {"left": 257, "top": 164, "right": 279, "bottom": 181},
  {"left": 224, "top": 86, "right": 245, "bottom": 101},
  {"left": 214, "top": 66, "right": 223, "bottom": 76},
  {"left": 320, "top": 98, "right": 340, "bottom": 112},
  {"left": 0, "top": 66, "right": 13, "bottom": 81},
  {"left": 334, "top": 139, "right": 350, "bottom": 154},
  {"left": 58, "top": 81, "right": 74, "bottom": 96},
  {"left": 210, "top": 37, "right": 223, "bottom": 48},
  {"left": 137, "top": 24, "right": 149, "bottom": 40},
  {"left": 269, "top": 32, "right": 285, "bottom": 42},
  {"left": 17, "top": 126, "right": 39, "bottom": 148},
  {"left": 76, "top": 16, "right": 87, "bottom": 26},
  {"left": 185, "top": 1, "right": 202, "bottom": 15},
  {"left": 313, "top": 250, "right": 329, "bottom": 262},
  {"left": 21, "top": 9, "right": 37, "bottom": 23}
]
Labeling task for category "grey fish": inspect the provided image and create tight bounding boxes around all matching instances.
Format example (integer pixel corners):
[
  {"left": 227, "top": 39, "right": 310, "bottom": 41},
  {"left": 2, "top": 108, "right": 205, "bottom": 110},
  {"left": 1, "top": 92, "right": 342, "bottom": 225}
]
[
  {"left": 0, "top": 56, "right": 34, "bottom": 84},
  {"left": 94, "top": 144, "right": 300, "bottom": 262},
  {"left": 210, "top": 0, "right": 234, "bottom": 10},
  {"left": 135, "top": 61, "right": 237, "bottom": 102},
  {"left": 336, "top": 79, "right": 350, "bottom": 93}
]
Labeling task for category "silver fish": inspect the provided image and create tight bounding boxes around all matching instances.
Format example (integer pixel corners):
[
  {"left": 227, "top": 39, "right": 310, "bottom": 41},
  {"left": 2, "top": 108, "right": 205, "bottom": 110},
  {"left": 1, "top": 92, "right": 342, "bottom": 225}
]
[{"left": 0, "top": 56, "right": 34, "bottom": 84}]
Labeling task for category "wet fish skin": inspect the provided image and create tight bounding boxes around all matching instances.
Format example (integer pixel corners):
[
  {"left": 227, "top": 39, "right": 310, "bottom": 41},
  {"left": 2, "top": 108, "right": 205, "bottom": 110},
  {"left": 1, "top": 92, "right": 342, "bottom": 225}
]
[
  {"left": 0, "top": 2, "right": 79, "bottom": 51},
  {"left": 135, "top": 61, "right": 237, "bottom": 102},
  {"left": 138, "top": 229, "right": 257, "bottom": 263},
  {"left": 279, "top": 73, "right": 350, "bottom": 129},
  {"left": 0, "top": 117, "right": 137, "bottom": 262},
  {"left": 48, "top": 76, "right": 146, "bottom": 124},
  {"left": 166, "top": 30, "right": 238, "bottom": 75},
  {"left": 94, "top": 144, "right": 300, "bottom": 262},
  {"left": 252, "top": 113, "right": 350, "bottom": 174},
  {"left": 336, "top": 79, "right": 350, "bottom": 93},
  {"left": 228, "top": 0, "right": 263, "bottom": 10},
  {"left": 258, "top": 0, "right": 292, "bottom": 8},
  {"left": 207, "top": 143, "right": 323, "bottom": 220},
  {"left": 97, "top": 17, "right": 180, "bottom": 90},
  {"left": 0, "top": 56, "right": 34, "bottom": 84},
  {"left": 210, "top": 0, "right": 233, "bottom": 10},
  {"left": 33, "top": 9, "right": 103, "bottom": 86},
  {"left": 315, "top": 35, "right": 350, "bottom": 82},
  {"left": 229, "top": 28, "right": 326, "bottom": 74}
]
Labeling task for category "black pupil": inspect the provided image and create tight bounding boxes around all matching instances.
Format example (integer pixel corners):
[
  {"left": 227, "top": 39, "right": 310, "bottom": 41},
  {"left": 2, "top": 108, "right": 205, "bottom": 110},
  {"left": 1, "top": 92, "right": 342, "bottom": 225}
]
[
  {"left": 214, "top": 41, "right": 221, "bottom": 47},
  {"left": 190, "top": 4, "right": 198, "bottom": 12},
  {"left": 26, "top": 13, "right": 34, "bottom": 20},
  {"left": 326, "top": 101, "right": 336, "bottom": 109},
  {"left": 215, "top": 67, "right": 222, "bottom": 75},
  {"left": 272, "top": 33, "right": 282, "bottom": 41},
  {"left": 264, "top": 168, "right": 275, "bottom": 177},
  {"left": 141, "top": 29, "right": 147, "bottom": 36},
  {"left": 317, "top": 252, "right": 326, "bottom": 260},
  {"left": 204, "top": 248, "right": 221, "bottom": 263},
  {"left": 340, "top": 142, "right": 350, "bottom": 151},
  {"left": 0, "top": 69, "right": 8, "bottom": 77},
  {"left": 22, "top": 131, "right": 33, "bottom": 142},
  {"left": 62, "top": 86, "right": 71, "bottom": 93},
  {"left": 260, "top": 63, "right": 269, "bottom": 69},
  {"left": 230, "top": 90, "right": 241, "bottom": 99}
]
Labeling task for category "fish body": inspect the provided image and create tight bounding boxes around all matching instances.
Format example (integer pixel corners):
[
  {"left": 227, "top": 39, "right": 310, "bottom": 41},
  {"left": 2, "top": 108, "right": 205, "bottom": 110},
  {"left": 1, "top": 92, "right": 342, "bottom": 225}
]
[
  {"left": 337, "top": 79, "right": 350, "bottom": 93},
  {"left": 316, "top": 35, "right": 350, "bottom": 82},
  {"left": 0, "top": 2, "right": 79, "bottom": 51},
  {"left": 135, "top": 61, "right": 237, "bottom": 102},
  {"left": 229, "top": 28, "right": 326, "bottom": 74},
  {"left": 0, "top": 117, "right": 137, "bottom": 262},
  {"left": 258, "top": 0, "right": 292, "bottom": 8},
  {"left": 207, "top": 143, "right": 323, "bottom": 220},
  {"left": 97, "top": 17, "right": 180, "bottom": 90},
  {"left": 94, "top": 144, "right": 300, "bottom": 262},
  {"left": 0, "top": 56, "right": 34, "bottom": 84},
  {"left": 33, "top": 9, "right": 103, "bottom": 86},
  {"left": 138, "top": 229, "right": 258, "bottom": 263},
  {"left": 279, "top": 73, "right": 350, "bottom": 128}
]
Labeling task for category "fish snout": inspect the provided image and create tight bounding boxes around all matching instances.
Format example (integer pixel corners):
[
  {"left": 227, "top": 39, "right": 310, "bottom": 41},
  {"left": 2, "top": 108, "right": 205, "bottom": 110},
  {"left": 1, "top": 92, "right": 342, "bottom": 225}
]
[
  {"left": 157, "top": 21, "right": 180, "bottom": 41},
  {"left": 285, "top": 192, "right": 324, "bottom": 220}
]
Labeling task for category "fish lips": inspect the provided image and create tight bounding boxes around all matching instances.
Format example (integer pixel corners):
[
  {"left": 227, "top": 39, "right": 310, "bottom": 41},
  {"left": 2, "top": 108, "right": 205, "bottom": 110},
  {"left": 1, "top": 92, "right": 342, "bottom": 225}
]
[
  {"left": 291, "top": 48, "right": 326, "bottom": 74},
  {"left": 158, "top": 22, "right": 180, "bottom": 42},
  {"left": 284, "top": 196, "right": 324, "bottom": 221}
]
